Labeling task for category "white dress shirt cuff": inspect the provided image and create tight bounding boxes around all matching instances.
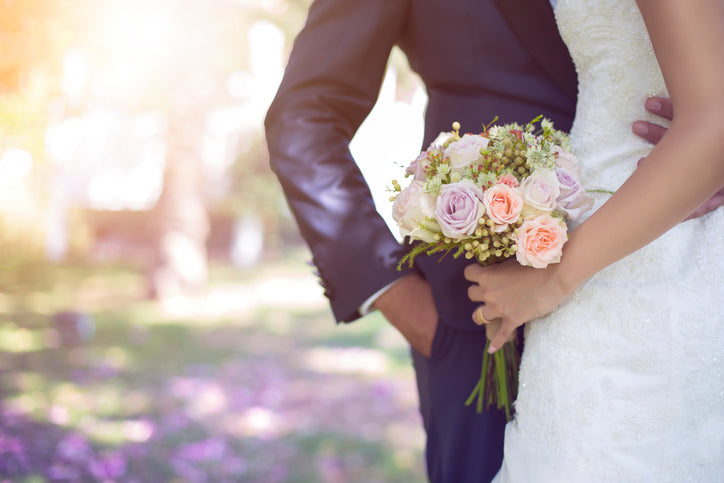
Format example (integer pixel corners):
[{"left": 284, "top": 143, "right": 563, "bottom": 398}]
[{"left": 358, "top": 279, "right": 402, "bottom": 316}]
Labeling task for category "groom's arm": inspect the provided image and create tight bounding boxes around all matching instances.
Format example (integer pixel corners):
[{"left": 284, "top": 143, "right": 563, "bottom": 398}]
[
  {"left": 265, "top": 0, "right": 414, "bottom": 323},
  {"left": 633, "top": 97, "right": 724, "bottom": 219}
]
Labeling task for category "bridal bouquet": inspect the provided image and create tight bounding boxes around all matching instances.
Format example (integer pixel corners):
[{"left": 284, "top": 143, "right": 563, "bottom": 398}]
[{"left": 390, "top": 116, "right": 593, "bottom": 420}]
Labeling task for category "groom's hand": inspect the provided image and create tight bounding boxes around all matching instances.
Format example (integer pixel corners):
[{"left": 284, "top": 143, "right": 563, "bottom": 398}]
[
  {"left": 633, "top": 96, "right": 724, "bottom": 219},
  {"left": 373, "top": 273, "right": 438, "bottom": 358},
  {"left": 632, "top": 96, "right": 673, "bottom": 144}
]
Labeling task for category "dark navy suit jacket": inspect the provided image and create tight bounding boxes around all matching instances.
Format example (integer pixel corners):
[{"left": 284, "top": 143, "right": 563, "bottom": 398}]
[{"left": 265, "top": 0, "right": 577, "bottom": 332}]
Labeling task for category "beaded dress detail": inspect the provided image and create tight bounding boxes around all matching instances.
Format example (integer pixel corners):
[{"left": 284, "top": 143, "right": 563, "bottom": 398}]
[{"left": 494, "top": 1, "right": 724, "bottom": 481}]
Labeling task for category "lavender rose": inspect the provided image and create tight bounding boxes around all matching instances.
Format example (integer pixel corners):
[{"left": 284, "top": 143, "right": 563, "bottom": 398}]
[
  {"left": 555, "top": 167, "right": 594, "bottom": 220},
  {"left": 434, "top": 179, "right": 486, "bottom": 240},
  {"left": 554, "top": 147, "right": 581, "bottom": 177},
  {"left": 392, "top": 180, "right": 438, "bottom": 243},
  {"left": 443, "top": 134, "right": 489, "bottom": 172},
  {"left": 406, "top": 150, "right": 433, "bottom": 181}
]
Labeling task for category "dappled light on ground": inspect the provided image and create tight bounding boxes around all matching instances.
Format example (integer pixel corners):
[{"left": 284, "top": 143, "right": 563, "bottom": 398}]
[
  {"left": 157, "top": 269, "right": 328, "bottom": 321},
  {"left": 0, "top": 257, "right": 425, "bottom": 482}
]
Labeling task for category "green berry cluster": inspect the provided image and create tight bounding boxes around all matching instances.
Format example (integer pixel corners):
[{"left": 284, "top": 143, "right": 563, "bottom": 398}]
[
  {"left": 460, "top": 215, "right": 522, "bottom": 264},
  {"left": 484, "top": 136, "right": 531, "bottom": 179}
]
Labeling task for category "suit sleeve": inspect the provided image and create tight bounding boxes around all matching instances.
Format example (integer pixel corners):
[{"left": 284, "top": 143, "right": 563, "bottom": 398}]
[{"left": 264, "top": 0, "right": 413, "bottom": 323}]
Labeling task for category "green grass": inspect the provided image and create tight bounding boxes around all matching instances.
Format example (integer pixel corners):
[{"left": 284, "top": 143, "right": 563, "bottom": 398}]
[{"left": 0, "top": 252, "right": 426, "bottom": 482}]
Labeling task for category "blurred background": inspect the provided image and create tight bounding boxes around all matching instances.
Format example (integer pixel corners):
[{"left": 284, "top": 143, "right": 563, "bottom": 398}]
[{"left": 0, "top": 0, "right": 430, "bottom": 481}]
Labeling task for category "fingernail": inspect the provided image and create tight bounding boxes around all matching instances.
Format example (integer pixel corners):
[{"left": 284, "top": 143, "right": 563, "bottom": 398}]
[
  {"left": 632, "top": 122, "right": 648, "bottom": 136},
  {"left": 487, "top": 343, "right": 498, "bottom": 354},
  {"left": 646, "top": 99, "right": 662, "bottom": 112}
]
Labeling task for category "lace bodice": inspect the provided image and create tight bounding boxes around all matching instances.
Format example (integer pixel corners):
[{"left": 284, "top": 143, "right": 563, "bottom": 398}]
[{"left": 556, "top": 0, "right": 668, "bottom": 193}]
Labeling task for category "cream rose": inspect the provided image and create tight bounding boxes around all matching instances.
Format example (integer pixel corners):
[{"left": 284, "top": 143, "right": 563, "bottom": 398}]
[
  {"left": 520, "top": 168, "right": 561, "bottom": 218},
  {"left": 392, "top": 181, "right": 438, "bottom": 243},
  {"left": 515, "top": 214, "right": 567, "bottom": 268},
  {"left": 443, "top": 134, "right": 489, "bottom": 172},
  {"left": 428, "top": 131, "right": 456, "bottom": 150}
]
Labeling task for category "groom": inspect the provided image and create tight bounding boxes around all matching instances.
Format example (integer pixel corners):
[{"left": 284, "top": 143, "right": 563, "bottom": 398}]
[{"left": 264, "top": 0, "right": 719, "bottom": 480}]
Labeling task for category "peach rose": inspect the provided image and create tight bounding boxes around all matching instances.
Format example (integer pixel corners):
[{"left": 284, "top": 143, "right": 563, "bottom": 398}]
[
  {"left": 497, "top": 173, "right": 520, "bottom": 188},
  {"left": 515, "top": 214, "right": 567, "bottom": 268},
  {"left": 483, "top": 183, "right": 523, "bottom": 232}
]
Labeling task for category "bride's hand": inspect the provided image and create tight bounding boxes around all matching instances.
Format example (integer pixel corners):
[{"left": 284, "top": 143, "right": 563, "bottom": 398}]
[
  {"left": 464, "top": 260, "right": 572, "bottom": 353},
  {"left": 481, "top": 318, "right": 506, "bottom": 345}
]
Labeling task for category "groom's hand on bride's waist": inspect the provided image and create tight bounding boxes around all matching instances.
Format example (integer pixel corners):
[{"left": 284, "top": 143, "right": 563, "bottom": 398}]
[
  {"left": 373, "top": 273, "right": 438, "bottom": 358},
  {"left": 632, "top": 96, "right": 673, "bottom": 144},
  {"left": 633, "top": 96, "right": 724, "bottom": 219}
]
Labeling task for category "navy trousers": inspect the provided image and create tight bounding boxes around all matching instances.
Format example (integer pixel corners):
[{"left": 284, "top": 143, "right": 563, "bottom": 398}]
[{"left": 411, "top": 321, "right": 507, "bottom": 483}]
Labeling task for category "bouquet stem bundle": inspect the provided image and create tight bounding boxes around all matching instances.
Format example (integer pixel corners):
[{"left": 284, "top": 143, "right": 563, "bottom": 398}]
[{"left": 465, "top": 336, "right": 520, "bottom": 421}]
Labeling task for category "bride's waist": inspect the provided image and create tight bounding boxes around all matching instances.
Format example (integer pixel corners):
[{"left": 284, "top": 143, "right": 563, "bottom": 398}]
[
  {"left": 575, "top": 142, "right": 652, "bottom": 193},
  {"left": 574, "top": 205, "right": 723, "bottom": 287}
]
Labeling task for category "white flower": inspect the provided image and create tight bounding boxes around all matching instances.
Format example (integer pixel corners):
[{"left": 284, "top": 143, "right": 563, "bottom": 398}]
[
  {"left": 449, "top": 171, "right": 463, "bottom": 183},
  {"left": 526, "top": 145, "right": 556, "bottom": 170}
]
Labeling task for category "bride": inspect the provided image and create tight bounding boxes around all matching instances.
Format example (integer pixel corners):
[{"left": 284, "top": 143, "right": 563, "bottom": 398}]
[{"left": 465, "top": 0, "right": 724, "bottom": 480}]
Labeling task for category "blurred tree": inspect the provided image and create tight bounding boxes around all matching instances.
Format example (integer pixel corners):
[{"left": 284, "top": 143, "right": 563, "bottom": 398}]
[
  {"left": 0, "top": 0, "right": 84, "bottom": 155},
  {"left": 2, "top": 0, "right": 382, "bottom": 288},
  {"left": 141, "top": 0, "right": 315, "bottom": 292},
  {"left": 83, "top": 0, "right": 313, "bottom": 295}
]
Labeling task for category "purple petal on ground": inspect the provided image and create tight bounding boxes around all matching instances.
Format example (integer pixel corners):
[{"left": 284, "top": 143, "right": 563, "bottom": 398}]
[
  {"left": 55, "top": 433, "right": 93, "bottom": 462},
  {"left": 90, "top": 450, "right": 127, "bottom": 479}
]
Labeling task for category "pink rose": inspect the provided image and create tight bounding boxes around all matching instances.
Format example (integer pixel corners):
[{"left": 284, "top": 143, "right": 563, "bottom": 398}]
[
  {"left": 443, "top": 134, "right": 489, "bottom": 172},
  {"left": 515, "top": 214, "right": 567, "bottom": 268},
  {"left": 406, "top": 151, "right": 432, "bottom": 181},
  {"left": 497, "top": 173, "right": 520, "bottom": 188},
  {"left": 520, "top": 169, "right": 561, "bottom": 217},
  {"left": 555, "top": 167, "right": 594, "bottom": 220},
  {"left": 483, "top": 183, "right": 523, "bottom": 232},
  {"left": 434, "top": 179, "right": 485, "bottom": 240},
  {"left": 392, "top": 180, "right": 438, "bottom": 243}
]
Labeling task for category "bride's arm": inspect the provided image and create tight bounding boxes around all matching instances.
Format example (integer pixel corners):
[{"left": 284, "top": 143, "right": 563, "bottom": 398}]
[{"left": 466, "top": 0, "right": 724, "bottom": 352}]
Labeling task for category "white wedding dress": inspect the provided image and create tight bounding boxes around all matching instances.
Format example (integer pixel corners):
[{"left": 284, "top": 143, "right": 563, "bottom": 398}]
[{"left": 494, "top": 1, "right": 724, "bottom": 481}]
